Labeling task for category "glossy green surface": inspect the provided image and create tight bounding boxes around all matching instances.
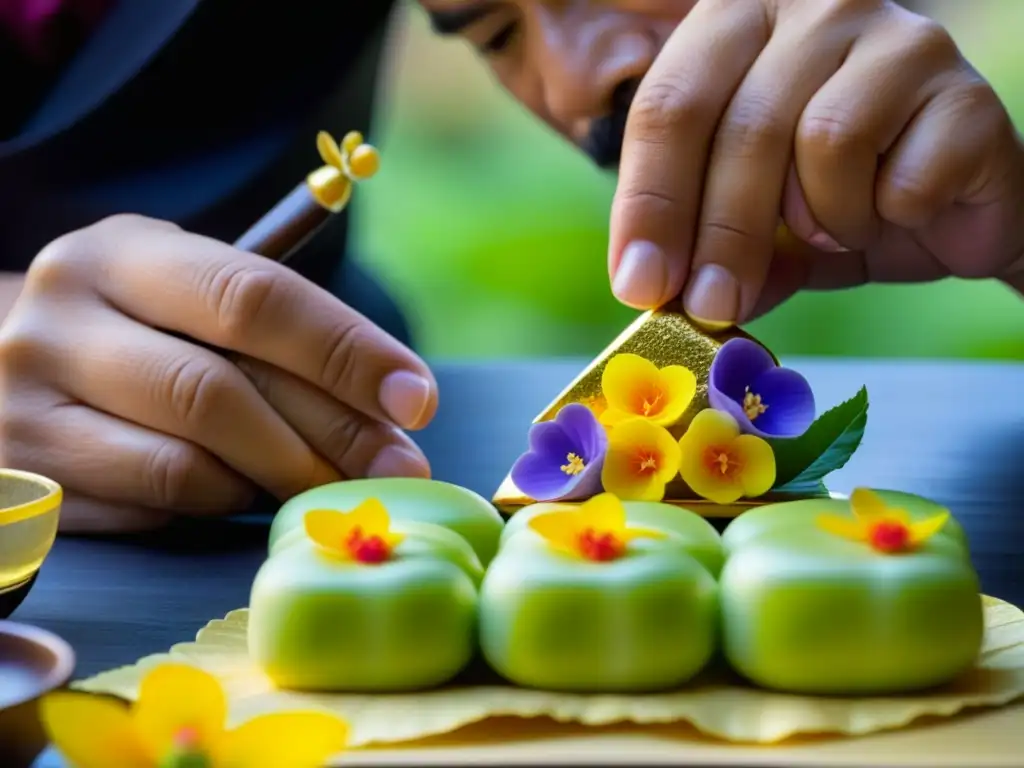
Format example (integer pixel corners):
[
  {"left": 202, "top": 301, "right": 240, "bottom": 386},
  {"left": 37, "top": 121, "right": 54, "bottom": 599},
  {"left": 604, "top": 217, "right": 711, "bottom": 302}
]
[
  {"left": 248, "top": 538, "right": 477, "bottom": 691},
  {"left": 479, "top": 535, "right": 718, "bottom": 692},
  {"left": 268, "top": 478, "right": 505, "bottom": 564},
  {"left": 502, "top": 501, "right": 725, "bottom": 577},
  {"left": 720, "top": 494, "right": 983, "bottom": 695},
  {"left": 721, "top": 491, "right": 969, "bottom": 555}
]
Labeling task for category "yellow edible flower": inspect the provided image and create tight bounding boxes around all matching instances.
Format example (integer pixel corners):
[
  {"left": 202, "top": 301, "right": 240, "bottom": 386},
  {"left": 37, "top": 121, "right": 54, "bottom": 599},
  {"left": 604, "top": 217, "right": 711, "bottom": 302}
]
[
  {"left": 305, "top": 498, "right": 405, "bottom": 564},
  {"left": 41, "top": 664, "right": 347, "bottom": 768},
  {"left": 528, "top": 493, "right": 666, "bottom": 561},
  {"left": 599, "top": 353, "right": 696, "bottom": 428},
  {"left": 677, "top": 409, "right": 775, "bottom": 505},
  {"left": 601, "top": 417, "right": 682, "bottom": 501},
  {"left": 817, "top": 488, "right": 950, "bottom": 554},
  {"left": 307, "top": 130, "right": 380, "bottom": 212}
]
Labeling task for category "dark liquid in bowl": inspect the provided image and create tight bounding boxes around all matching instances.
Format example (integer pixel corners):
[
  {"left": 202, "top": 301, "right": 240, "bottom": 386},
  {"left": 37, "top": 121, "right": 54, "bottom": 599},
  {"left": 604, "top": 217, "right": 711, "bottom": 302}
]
[{"left": 0, "top": 573, "right": 37, "bottom": 620}]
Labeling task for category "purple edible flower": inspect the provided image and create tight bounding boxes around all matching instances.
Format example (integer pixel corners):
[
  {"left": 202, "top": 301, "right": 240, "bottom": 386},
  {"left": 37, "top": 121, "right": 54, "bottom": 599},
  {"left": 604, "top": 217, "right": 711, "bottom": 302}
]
[
  {"left": 708, "top": 338, "right": 816, "bottom": 439},
  {"left": 510, "top": 403, "right": 608, "bottom": 502}
]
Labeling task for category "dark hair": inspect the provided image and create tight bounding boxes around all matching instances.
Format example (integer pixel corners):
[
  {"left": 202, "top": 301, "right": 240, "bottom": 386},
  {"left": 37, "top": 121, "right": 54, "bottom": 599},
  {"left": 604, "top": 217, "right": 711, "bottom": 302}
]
[{"left": 579, "top": 79, "right": 638, "bottom": 170}]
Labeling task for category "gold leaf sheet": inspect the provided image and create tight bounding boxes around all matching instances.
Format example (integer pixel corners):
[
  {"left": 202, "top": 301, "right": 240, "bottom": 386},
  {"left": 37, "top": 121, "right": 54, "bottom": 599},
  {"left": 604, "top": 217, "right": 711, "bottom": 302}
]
[{"left": 74, "top": 597, "right": 1024, "bottom": 756}]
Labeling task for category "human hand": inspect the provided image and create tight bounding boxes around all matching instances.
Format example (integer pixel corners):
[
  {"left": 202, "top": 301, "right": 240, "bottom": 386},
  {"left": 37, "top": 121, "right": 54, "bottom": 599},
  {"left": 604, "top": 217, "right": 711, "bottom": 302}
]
[
  {"left": 609, "top": 0, "right": 1024, "bottom": 325},
  {"left": 0, "top": 215, "right": 436, "bottom": 533}
]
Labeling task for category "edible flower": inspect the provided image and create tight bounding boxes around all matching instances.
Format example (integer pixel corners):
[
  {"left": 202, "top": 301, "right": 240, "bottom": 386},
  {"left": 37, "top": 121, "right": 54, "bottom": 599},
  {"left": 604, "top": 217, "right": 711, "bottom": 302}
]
[
  {"left": 511, "top": 403, "right": 608, "bottom": 502},
  {"left": 307, "top": 129, "right": 381, "bottom": 213},
  {"left": 41, "top": 663, "right": 347, "bottom": 768},
  {"left": 677, "top": 409, "right": 776, "bottom": 504},
  {"left": 816, "top": 488, "right": 950, "bottom": 554},
  {"left": 528, "top": 492, "right": 666, "bottom": 561},
  {"left": 600, "top": 353, "right": 697, "bottom": 428},
  {"left": 305, "top": 498, "right": 405, "bottom": 564},
  {"left": 600, "top": 417, "right": 682, "bottom": 501},
  {"left": 707, "top": 338, "right": 815, "bottom": 439}
]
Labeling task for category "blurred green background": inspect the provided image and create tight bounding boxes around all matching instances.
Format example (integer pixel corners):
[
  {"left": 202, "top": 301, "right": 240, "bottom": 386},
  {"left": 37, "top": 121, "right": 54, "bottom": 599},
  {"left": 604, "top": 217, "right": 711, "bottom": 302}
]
[{"left": 354, "top": 0, "right": 1024, "bottom": 360}]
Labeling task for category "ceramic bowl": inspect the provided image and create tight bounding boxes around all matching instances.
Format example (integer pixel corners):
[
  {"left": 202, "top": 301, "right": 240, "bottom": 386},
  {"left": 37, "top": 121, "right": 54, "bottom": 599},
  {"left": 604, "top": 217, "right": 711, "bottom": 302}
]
[
  {"left": 0, "top": 470, "right": 62, "bottom": 619},
  {"left": 0, "top": 621, "right": 75, "bottom": 767}
]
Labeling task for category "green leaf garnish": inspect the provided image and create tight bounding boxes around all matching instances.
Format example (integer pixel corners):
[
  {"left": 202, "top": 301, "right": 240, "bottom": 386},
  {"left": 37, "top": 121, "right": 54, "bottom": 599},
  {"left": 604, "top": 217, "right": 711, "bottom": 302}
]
[{"left": 769, "top": 387, "right": 868, "bottom": 493}]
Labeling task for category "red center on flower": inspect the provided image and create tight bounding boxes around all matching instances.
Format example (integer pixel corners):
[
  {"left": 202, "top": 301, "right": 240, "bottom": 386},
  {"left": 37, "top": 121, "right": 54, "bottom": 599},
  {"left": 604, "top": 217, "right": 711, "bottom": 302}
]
[
  {"left": 867, "top": 520, "right": 911, "bottom": 553},
  {"left": 163, "top": 726, "right": 211, "bottom": 768},
  {"left": 172, "top": 727, "right": 201, "bottom": 750},
  {"left": 345, "top": 526, "right": 391, "bottom": 564},
  {"left": 702, "top": 446, "right": 741, "bottom": 478},
  {"left": 577, "top": 528, "right": 625, "bottom": 561}
]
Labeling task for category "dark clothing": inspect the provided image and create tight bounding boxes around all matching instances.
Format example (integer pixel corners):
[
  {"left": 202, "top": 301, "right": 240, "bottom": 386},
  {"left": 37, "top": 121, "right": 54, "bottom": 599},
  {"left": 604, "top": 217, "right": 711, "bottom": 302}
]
[{"left": 0, "top": 0, "right": 411, "bottom": 344}]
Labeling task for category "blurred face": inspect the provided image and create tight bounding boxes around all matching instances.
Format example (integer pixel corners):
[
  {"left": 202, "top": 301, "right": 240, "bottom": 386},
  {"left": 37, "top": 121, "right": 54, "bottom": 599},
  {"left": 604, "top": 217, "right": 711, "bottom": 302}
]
[{"left": 418, "top": 1, "right": 697, "bottom": 169}]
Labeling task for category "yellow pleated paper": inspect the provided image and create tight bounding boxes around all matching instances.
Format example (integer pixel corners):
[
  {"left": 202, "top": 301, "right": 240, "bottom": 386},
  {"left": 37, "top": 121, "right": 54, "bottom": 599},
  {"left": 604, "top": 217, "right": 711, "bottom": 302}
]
[{"left": 74, "top": 597, "right": 1024, "bottom": 755}]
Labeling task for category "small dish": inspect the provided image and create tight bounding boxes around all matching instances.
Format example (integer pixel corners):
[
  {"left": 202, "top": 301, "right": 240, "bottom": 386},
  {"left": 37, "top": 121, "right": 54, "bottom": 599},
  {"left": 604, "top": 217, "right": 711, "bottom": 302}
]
[
  {"left": 0, "top": 469, "right": 62, "bottom": 619},
  {"left": 0, "top": 621, "right": 75, "bottom": 767}
]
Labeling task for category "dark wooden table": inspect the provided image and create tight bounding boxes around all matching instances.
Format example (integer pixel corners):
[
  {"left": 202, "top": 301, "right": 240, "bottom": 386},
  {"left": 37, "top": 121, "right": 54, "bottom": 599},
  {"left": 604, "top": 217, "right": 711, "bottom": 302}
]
[{"left": 19, "top": 359, "right": 1024, "bottom": 766}]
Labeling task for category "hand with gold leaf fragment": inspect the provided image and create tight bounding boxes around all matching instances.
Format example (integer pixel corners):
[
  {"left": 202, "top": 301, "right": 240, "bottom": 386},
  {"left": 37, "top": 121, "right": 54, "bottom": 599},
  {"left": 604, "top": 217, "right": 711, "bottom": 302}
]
[
  {"left": 610, "top": 0, "right": 1024, "bottom": 323},
  {"left": 418, "top": 0, "right": 1023, "bottom": 319}
]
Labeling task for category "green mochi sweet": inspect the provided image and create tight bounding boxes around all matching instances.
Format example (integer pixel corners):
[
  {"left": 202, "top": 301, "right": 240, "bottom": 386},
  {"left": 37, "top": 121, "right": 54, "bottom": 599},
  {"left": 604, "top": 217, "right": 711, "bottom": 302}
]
[
  {"left": 720, "top": 493, "right": 983, "bottom": 695},
  {"left": 249, "top": 528, "right": 478, "bottom": 692},
  {"left": 502, "top": 501, "right": 726, "bottom": 577},
  {"left": 479, "top": 534, "right": 718, "bottom": 692},
  {"left": 268, "top": 478, "right": 506, "bottom": 564}
]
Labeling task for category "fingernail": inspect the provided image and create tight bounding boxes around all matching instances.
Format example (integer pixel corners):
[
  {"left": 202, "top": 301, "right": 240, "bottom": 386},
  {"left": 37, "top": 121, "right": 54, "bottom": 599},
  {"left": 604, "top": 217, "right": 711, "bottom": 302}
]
[
  {"left": 807, "top": 230, "right": 848, "bottom": 253},
  {"left": 379, "top": 370, "right": 433, "bottom": 430},
  {"left": 367, "top": 445, "right": 431, "bottom": 480},
  {"left": 612, "top": 241, "right": 669, "bottom": 308},
  {"left": 683, "top": 264, "right": 740, "bottom": 328}
]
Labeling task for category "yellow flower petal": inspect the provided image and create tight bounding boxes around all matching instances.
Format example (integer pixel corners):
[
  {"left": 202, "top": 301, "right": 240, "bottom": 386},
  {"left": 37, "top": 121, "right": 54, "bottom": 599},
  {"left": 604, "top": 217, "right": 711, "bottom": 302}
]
[
  {"left": 347, "top": 497, "right": 391, "bottom": 538},
  {"left": 217, "top": 711, "right": 348, "bottom": 768},
  {"left": 652, "top": 365, "right": 697, "bottom": 425},
  {"left": 816, "top": 513, "right": 867, "bottom": 541},
  {"left": 849, "top": 487, "right": 905, "bottom": 525},
  {"left": 599, "top": 408, "right": 633, "bottom": 427},
  {"left": 41, "top": 692, "right": 151, "bottom": 768},
  {"left": 579, "top": 492, "right": 628, "bottom": 531},
  {"left": 341, "top": 130, "right": 364, "bottom": 156},
  {"left": 732, "top": 434, "right": 776, "bottom": 497},
  {"left": 316, "top": 130, "right": 344, "bottom": 169},
  {"left": 304, "top": 509, "right": 354, "bottom": 556},
  {"left": 133, "top": 664, "right": 226, "bottom": 758},
  {"left": 619, "top": 526, "right": 668, "bottom": 543},
  {"left": 347, "top": 144, "right": 381, "bottom": 181},
  {"left": 682, "top": 408, "right": 740, "bottom": 447},
  {"left": 601, "top": 353, "right": 659, "bottom": 413},
  {"left": 312, "top": 174, "right": 352, "bottom": 212},
  {"left": 529, "top": 510, "right": 586, "bottom": 556},
  {"left": 909, "top": 511, "right": 951, "bottom": 544},
  {"left": 384, "top": 531, "right": 407, "bottom": 550},
  {"left": 651, "top": 426, "right": 683, "bottom": 485}
]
